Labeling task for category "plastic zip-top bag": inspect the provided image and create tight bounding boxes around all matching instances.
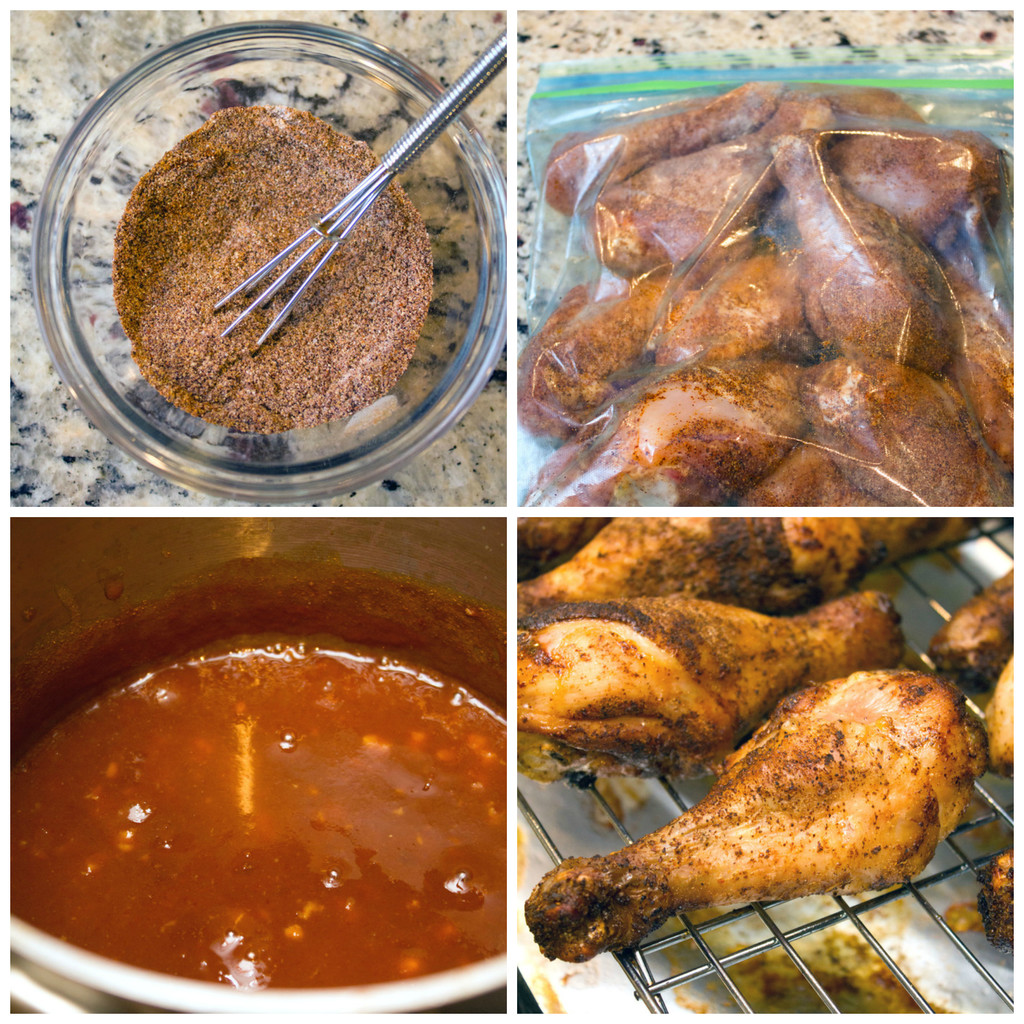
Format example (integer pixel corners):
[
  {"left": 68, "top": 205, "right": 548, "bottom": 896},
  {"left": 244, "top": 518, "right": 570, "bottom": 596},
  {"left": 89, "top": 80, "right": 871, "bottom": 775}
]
[{"left": 518, "top": 46, "right": 1013, "bottom": 507}]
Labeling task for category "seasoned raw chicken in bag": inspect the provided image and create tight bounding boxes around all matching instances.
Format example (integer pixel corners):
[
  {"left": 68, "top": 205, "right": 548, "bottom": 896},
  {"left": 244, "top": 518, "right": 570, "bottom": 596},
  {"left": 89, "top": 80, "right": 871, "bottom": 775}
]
[{"left": 520, "top": 80, "right": 1012, "bottom": 507}]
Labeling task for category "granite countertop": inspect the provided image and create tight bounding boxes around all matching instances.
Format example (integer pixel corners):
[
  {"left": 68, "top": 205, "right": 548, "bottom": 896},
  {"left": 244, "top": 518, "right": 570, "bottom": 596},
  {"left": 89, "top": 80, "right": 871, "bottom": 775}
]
[
  {"left": 11, "top": 9, "right": 507, "bottom": 508},
  {"left": 515, "top": 10, "right": 1012, "bottom": 502}
]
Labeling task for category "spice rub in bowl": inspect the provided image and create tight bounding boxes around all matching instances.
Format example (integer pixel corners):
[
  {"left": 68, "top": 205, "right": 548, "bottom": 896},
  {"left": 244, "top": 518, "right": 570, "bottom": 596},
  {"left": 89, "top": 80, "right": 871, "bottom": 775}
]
[{"left": 113, "top": 106, "right": 432, "bottom": 434}]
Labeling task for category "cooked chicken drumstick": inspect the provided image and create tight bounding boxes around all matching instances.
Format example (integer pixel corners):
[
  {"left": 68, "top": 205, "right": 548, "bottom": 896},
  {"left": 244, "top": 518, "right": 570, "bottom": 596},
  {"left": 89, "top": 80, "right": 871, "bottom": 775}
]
[
  {"left": 517, "top": 516, "right": 970, "bottom": 616},
  {"left": 524, "top": 669, "right": 988, "bottom": 962},
  {"left": 986, "top": 655, "right": 1013, "bottom": 778},
  {"left": 928, "top": 569, "right": 1013, "bottom": 691},
  {"left": 518, "top": 590, "right": 904, "bottom": 780},
  {"left": 978, "top": 849, "right": 1013, "bottom": 954},
  {"left": 517, "top": 517, "right": 611, "bottom": 580}
]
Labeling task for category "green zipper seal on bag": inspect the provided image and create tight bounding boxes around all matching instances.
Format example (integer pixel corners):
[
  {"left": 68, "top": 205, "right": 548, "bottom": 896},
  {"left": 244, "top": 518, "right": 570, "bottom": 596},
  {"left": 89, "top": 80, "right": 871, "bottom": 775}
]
[{"left": 536, "top": 76, "right": 1013, "bottom": 98}]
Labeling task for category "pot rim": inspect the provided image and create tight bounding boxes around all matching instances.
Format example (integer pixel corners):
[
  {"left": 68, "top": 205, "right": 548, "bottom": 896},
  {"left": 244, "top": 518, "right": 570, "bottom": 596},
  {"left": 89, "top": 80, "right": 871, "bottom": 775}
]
[{"left": 12, "top": 917, "right": 507, "bottom": 1012}]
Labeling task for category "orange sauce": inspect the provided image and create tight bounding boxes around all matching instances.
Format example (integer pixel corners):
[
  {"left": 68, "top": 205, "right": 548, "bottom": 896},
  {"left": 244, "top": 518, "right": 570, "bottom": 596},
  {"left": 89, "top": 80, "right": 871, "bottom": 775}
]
[{"left": 12, "top": 639, "right": 505, "bottom": 989}]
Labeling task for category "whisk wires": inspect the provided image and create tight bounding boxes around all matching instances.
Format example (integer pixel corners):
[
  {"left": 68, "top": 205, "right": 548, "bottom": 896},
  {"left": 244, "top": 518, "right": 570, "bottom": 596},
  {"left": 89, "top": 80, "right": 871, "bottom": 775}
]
[{"left": 214, "top": 30, "right": 507, "bottom": 353}]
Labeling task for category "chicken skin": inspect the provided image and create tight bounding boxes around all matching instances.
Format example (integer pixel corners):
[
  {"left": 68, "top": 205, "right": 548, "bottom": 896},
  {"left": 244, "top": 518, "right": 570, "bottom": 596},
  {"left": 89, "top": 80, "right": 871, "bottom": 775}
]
[
  {"left": 517, "top": 590, "right": 904, "bottom": 781},
  {"left": 773, "top": 131, "right": 959, "bottom": 376},
  {"left": 986, "top": 655, "right": 1013, "bottom": 778},
  {"left": 828, "top": 127, "right": 1004, "bottom": 247},
  {"left": 978, "top": 849, "right": 1013, "bottom": 954},
  {"left": 591, "top": 92, "right": 839, "bottom": 278},
  {"left": 740, "top": 445, "right": 885, "bottom": 507},
  {"left": 524, "top": 669, "right": 988, "bottom": 962},
  {"left": 517, "top": 517, "right": 611, "bottom": 580},
  {"left": 590, "top": 85, "right": 926, "bottom": 279},
  {"left": 517, "top": 516, "right": 970, "bottom": 616},
  {"left": 946, "top": 269, "right": 1014, "bottom": 473},
  {"left": 594, "top": 135, "right": 777, "bottom": 277},
  {"left": 517, "top": 273, "right": 667, "bottom": 440},
  {"left": 543, "top": 81, "right": 786, "bottom": 216},
  {"left": 524, "top": 362, "right": 804, "bottom": 507},
  {"left": 543, "top": 82, "right": 924, "bottom": 218},
  {"left": 800, "top": 357, "right": 1013, "bottom": 507},
  {"left": 651, "top": 249, "right": 819, "bottom": 367},
  {"left": 928, "top": 569, "right": 1014, "bottom": 692}
]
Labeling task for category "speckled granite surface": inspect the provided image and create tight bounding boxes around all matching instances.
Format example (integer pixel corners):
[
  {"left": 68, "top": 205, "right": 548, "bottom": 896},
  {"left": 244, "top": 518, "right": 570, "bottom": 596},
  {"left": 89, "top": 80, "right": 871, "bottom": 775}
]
[
  {"left": 11, "top": 10, "right": 507, "bottom": 507},
  {"left": 514, "top": 9, "right": 1013, "bottom": 502}
]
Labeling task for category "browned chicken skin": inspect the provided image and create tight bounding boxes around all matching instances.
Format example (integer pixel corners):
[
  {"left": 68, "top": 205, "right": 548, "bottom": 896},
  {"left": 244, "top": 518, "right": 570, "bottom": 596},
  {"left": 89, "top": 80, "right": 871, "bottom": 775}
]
[
  {"left": 524, "top": 362, "right": 804, "bottom": 507},
  {"left": 928, "top": 569, "right": 1014, "bottom": 691},
  {"left": 977, "top": 849, "right": 1013, "bottom": 954},
  {"left": 517, "top": 590, "right": 904, "bottom": 780},
  {"left": 517, "top": 517, "right": 611, "bottom": 580},
  {"left": 986, "top": 654, "right": 1013, "bottom": 778},
  {"left": 800, "top": 357, "right": 1012, "bottom": 507},
  {"left": 772, "top": 131, "right": 959, "bottom": 376},
  {"left": 517, "top": 273, "right": 667, "bottom": 440},
  {"left": 524, "top": 669, "right": 988, "bottom": 962},
  {"left": 517, "top": 516, "right": 970, "bottom": 616}
]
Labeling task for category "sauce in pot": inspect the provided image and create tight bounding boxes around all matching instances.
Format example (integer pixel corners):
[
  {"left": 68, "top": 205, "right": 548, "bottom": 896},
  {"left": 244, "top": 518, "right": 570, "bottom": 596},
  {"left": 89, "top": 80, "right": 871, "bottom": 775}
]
[{"left": 12, "top": 639, "right": 505, "bottom": 989}]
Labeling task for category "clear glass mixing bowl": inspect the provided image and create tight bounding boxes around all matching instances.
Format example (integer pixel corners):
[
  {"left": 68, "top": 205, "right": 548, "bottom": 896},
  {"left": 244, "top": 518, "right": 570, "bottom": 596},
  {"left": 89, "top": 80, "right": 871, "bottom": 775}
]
[{"left": 33, "top": 21, "right": 506, "bottom": 503}]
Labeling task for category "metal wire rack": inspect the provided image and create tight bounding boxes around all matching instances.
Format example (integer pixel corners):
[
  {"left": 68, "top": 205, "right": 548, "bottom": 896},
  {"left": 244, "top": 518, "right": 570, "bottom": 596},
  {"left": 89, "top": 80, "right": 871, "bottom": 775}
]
[{"left": 518, "top": 517, "right": 1013, "bottom": 1014}]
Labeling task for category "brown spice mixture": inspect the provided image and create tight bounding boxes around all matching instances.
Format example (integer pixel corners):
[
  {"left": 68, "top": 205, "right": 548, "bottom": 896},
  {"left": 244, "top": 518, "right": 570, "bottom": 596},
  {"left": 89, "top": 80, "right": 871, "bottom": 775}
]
[{"left": 113, "top": 106, "right": 433, "bottom": 434}]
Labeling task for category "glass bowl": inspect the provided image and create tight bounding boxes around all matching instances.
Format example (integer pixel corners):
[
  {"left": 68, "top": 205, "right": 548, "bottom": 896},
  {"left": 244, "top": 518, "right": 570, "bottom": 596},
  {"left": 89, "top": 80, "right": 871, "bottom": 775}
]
[{"left": 33, "top": 21, "right": 506, "bottom": 503}]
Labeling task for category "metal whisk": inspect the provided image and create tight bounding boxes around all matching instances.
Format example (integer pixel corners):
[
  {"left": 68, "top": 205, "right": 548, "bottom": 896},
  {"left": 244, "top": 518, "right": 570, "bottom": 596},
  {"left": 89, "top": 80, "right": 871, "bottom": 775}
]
[{"left": 216, "top": 30, "right": 507, "bottom": 351}]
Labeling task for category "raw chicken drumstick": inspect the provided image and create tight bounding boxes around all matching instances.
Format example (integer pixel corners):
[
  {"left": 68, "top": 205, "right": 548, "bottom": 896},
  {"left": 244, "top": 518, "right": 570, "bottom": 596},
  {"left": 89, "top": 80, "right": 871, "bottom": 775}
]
[
  {"left": 828, "top": 127, "right": 1004, "bottom": 247},
  {"left": 593, "top": 133, "right": 777, "bottom": 277},
  {"left": 591, "top": 86, "right": 924, "bottom": 278},
  {"left": 523, "top": 361, "right": 804, "bottom": 507},
  {"left": 543, "top": 81, "right": 786, "bottom": 216},
  {"left": 772, "top": 130, "right": 959, "bottom": 376},
  {"left": 928, "top": 569, "right": 1014, "bottom": 691},
  {"left": 946, "top": 268, "right": 1014, "bottom": 473},
  {"left": 544, "top": 81, "right": 925, "bottom": 218},
  {"left": 517, "top": 516, "right": 971, "bottom": 616},
  {"left": 651, "top": 249, "right": 819, "bottom": 368},
  {"left": 517, "top": 590, "right": 904, "bottom": 781},
  {"left": 518, "top": 273, "right": 667, "bottom": 439},
  {"left": 800, "top": 357, "right": 1012, "bottom": 507},
  {"left": 524, "top": 669, "right": 988, "bottom": 962},
  {"left": 741, "top": 445, "right": 885, "bottom": 506}
]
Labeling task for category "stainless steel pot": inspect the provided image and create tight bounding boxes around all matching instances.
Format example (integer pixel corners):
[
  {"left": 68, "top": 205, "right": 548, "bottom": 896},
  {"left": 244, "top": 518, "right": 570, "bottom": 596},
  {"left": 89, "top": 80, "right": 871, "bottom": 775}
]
[{"left": 11, "top": 516, "right": 507, "bottom": 1013}]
